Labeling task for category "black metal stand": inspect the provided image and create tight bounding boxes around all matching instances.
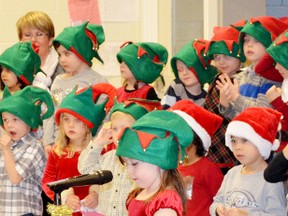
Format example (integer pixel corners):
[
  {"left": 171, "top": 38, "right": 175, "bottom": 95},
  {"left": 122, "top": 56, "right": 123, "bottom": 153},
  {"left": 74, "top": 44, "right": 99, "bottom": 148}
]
[{"left": 54, "top": 191, "right": 62, "bottom": 206}]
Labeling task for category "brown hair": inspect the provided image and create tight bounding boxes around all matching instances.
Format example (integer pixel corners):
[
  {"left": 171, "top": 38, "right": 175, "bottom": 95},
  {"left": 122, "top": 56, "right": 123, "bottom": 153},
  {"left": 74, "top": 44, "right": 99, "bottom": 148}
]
[
  {"left": 0, "top": 66, "right": 27, "bottom": 91},
  {"left": 126, "top": 169, "right": 186, "bottom": 215},
  {"left": 16, "top": 11, "right": 55, "bottom": 40}
]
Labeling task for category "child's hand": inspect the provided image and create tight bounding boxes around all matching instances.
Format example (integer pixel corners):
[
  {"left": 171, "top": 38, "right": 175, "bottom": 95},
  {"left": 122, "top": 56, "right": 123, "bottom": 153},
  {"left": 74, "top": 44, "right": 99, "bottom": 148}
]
[
  {"left": 216, "top": 75, "right": 231, "bottom": 107},
  {"left": 82, "top": 192, "right": 99, "bottom": 209},
  {"left": 217, "top": 73, "right": 240, "bottom": 102},
  {"left": 216, "top": 204, "right": 228, "bottom": 216},
  {"left": 65, "top": 194, "right": 81, "bottom": 211},
  {"left": 266, "top": 85, "right": 282, "bottom": 102},
  {"left": 228, "top": 79, "right": 240, "bottom": 102},
  {"left": 0, "top": 132, "right": 12, "bottom": 151},
  {"left": 93, "top": 127, "right": 113, "bottom": 147},
  {"left": 226, "top": 207, "right": 248, "bottom": 216}
]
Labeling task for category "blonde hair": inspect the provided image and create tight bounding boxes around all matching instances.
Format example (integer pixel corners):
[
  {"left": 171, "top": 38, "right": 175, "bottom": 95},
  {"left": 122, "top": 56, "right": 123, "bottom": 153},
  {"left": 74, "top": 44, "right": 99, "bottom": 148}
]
[
  {"left": 110, "top": 111, "right": 136, "bottom": 122},
  {"left": 54, "top": 114, "right": 92, "bottom": 158},
  {"left": 16, "top": 11, "right": 55, "bottom": 40}
]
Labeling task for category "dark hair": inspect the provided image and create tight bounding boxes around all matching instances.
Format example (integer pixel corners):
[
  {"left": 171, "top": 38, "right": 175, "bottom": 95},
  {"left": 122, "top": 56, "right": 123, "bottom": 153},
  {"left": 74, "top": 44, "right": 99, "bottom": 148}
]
[
  {"left": 0, "top": 66, "right": 4, "bottom": 90},
  {"left": 53, "top": 41, "right": 61, "bottom": 50},
  {"left": 193, "top": 133, "right": 207, "bottom": 157},
  {"left": 0, "top": 66, "right": 27, "bottom": 90}
]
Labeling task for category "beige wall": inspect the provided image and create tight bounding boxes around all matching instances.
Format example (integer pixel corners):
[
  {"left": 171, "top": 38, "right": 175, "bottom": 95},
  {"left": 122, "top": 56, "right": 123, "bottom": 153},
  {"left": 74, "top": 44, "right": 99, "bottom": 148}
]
[
  {"left": 222, "top": 0, "right": 266, "bottom": 26},
  {"left": 0, "top": 0, "right": 267, "bottom": 94},
  {"left": 0, "top": 1, "right": 70, "bottom": 52}
]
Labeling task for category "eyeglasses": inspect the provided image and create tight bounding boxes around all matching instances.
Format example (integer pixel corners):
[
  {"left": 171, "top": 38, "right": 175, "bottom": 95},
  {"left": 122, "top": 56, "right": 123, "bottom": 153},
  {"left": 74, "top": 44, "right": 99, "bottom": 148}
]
[{"left": 22, "top": 32, "right": 47, "bottom": 40}]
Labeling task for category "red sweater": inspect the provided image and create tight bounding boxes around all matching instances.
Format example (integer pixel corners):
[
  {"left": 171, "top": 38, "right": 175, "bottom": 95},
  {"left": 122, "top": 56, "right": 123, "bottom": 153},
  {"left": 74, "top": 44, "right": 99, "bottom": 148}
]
[
  {"left": 178, "top": 157, "right": 223, "bottom": 216},
  {"left": 117, "top": 84, "right": 156, "bottom": 102},
  {"left": 42, "top": 148, "right": 89, "bottom": 201},
  {"left": 271, "top": 96, "right": 288, "bottom": 151}
]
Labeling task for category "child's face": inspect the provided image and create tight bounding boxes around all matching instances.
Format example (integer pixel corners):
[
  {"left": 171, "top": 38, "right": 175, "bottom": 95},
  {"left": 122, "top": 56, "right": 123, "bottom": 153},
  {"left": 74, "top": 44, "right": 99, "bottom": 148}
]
[
  {"left": 111, "top": 112, "right": 135, "bottom": 145},
  {"left": 213, "top": 54, "right": 241, "bottom": 76},
  {"left": 176, "top": 60, "right": 199, "bottom": 88},
  {"left": 230, "top": 135, "right": 262, "bottom": 166},
  {"left": 21, "top": 27, "right": 53, "bottom": 59},
  {"left": 243, "top": 34, "right": 266, "bottom": 66},
  {"left": 119, "top": 62, "right": 135, "bottom": 82},
  {"left": 2, "top": 112, "right": 30, "bottom": 141},
  {"left": 1, "top": 67, "right": 19, "bottom": 88},
  {"left": 61, "top": 112, "right": 87, "bottom": 143},
  {"left": 275, "top": 63, "right": 288, "bottom": 79},
  {"left": 57, "top": 45, "right": 85, "bottom": 76},
  {"left": 125, "top": 157, "right": 162, "bottom": 190}
]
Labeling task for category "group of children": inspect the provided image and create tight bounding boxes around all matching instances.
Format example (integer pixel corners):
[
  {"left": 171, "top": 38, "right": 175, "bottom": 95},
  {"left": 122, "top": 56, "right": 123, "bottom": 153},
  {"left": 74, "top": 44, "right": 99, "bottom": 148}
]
[{"left": 0, "top": 10, "right": 288, "bottom": 216}]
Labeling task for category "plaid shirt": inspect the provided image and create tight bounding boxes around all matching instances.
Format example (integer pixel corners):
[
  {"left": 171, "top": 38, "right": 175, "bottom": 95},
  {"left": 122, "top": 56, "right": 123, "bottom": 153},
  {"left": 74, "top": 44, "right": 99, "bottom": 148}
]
[
  {"left": 0, "top": 132, "right": 46, "bottom": 215},
  {"left": 204, "top": 75, "right": 239, "bottom": 168},
  {"left": 78, "top": 141, "right": 136, "bottom": 216}
]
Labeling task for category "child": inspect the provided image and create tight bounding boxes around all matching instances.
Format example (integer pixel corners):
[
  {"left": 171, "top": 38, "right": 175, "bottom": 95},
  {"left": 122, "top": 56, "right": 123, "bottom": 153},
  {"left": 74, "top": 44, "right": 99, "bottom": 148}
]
[
  {"left": 161, "top": 39, "right": 217, "bottom": 109},
  {"left": 43, "top": 21, "right": 108, "bottom": 153},
  {"left": 210, "top": 107, "right": 287, "bottom": 215},
  {"left": 78, "top": 98, "right": 162, "bottom": 215},
  {"left": 204, "top": 26, "right": 245, "bottom": 173},
  {"left": 170, "top": 100, "right": 223, "bottom": 216},
  {"left": 0, "top": 86, "right": 54, "bottom": 215},
  {"left": 116, "top": 41, "right": 168, "bottom": 102},
  {"left": 42, "top": 83, "right": 116, "bottom": 212},
  {"left": 0, "top": 41, "right": 42, "bottom": 97},
  {"left": 265, "top": 29, "right": 288, "bottom": 151},
  {"left": 16, "top": 11, "right": 64, "bottom": 90},
  {"left": 216, "top": 16, "right": 288, "bottom": 119},
  {"left": 116, "top": 109, "right": 195, "bottom": 216}
]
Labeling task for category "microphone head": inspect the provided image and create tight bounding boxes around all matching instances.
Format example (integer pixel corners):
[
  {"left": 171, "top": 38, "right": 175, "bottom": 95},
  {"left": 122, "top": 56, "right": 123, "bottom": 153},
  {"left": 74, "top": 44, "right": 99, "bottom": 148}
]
[{"left": 47, "top": 170, "right": 113, "bottom": 193}]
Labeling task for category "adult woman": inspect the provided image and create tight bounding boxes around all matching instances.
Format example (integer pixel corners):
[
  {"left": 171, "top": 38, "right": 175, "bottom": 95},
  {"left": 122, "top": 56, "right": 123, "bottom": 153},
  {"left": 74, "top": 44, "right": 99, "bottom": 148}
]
[{"left": 16, "top": 11, "right": 64, "bottom": 90}]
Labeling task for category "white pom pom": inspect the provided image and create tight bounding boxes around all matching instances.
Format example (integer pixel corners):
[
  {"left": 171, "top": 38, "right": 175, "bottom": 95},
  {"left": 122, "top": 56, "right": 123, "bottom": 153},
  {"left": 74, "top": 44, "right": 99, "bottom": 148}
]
[{"left": 272, "top": 139, "right": 280, "bottom": 151}]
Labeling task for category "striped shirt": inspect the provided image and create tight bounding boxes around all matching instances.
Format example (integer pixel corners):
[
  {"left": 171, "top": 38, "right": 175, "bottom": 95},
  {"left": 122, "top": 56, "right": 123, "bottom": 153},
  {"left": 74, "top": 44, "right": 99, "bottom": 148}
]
[
  {"left": 161, "top": 78, "right": 207, "bottom": 109},
  {"left": 219, "top": 67, "right": 281, "bottom": 119}
]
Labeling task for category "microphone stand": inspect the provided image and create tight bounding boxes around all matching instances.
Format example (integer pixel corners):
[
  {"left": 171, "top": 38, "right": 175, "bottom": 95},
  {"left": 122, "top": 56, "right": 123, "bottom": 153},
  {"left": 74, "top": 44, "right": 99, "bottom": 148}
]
[
  {"left": 54, "top": 189, "right": 62, "bottom": 206},
  {"left": 48, "top": 170, "right": 113, "bottom": 206}
]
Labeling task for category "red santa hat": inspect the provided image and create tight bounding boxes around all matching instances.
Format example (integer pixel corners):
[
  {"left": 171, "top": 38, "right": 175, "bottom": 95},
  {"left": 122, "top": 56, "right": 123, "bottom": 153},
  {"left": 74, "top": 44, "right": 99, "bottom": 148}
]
[
  {"left": 169, "top": 100, "right": 223, "bottom": 150},
  {"left": 225, "top": 107, "right": 282, "bottom": 159}
]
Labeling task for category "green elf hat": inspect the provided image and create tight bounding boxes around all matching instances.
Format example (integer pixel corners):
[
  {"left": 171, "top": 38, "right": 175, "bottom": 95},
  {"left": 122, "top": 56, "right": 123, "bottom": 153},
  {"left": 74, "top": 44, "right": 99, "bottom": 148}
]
[
  {"left": 53, "top": 21, "right": 105, "bottom": 65},
  {"left": 171, "top": 39, "right": 217, "bottom": 86},
  {"left": 232, "top": 16, "right": 288, "bottom": 50},
  {"left": 0, "top": 41, "right": 42, "bottom": 85},
  {"left": 0, "top": 86, "right": 54, "bottom": 131},
  {"left": 116, "top": 41, "right": 168, "bottom": 84},
  {"left": 265, "top": 29, "right": 288, "bottom": 82},
  {"left": 55, "top": 83, "right": 117, "bottom": 136},
  {"left": 169, "top": 100, "right": 222, "bottom": 151},
  {"left": 205, "top": 26, "right": 245, "bottom": 62},
  {"left": 111, "top": 98, "right": 162, "bottom": 120},
  {"left": 116, "top": 110, "right": 194, "bottom": 169}
]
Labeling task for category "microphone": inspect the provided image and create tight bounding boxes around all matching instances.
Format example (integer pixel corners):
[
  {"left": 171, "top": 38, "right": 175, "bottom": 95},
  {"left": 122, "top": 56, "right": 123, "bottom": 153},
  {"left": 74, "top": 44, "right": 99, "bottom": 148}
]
[{"left": 47, "top": 170, "right": 113, "bottom": 193}]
